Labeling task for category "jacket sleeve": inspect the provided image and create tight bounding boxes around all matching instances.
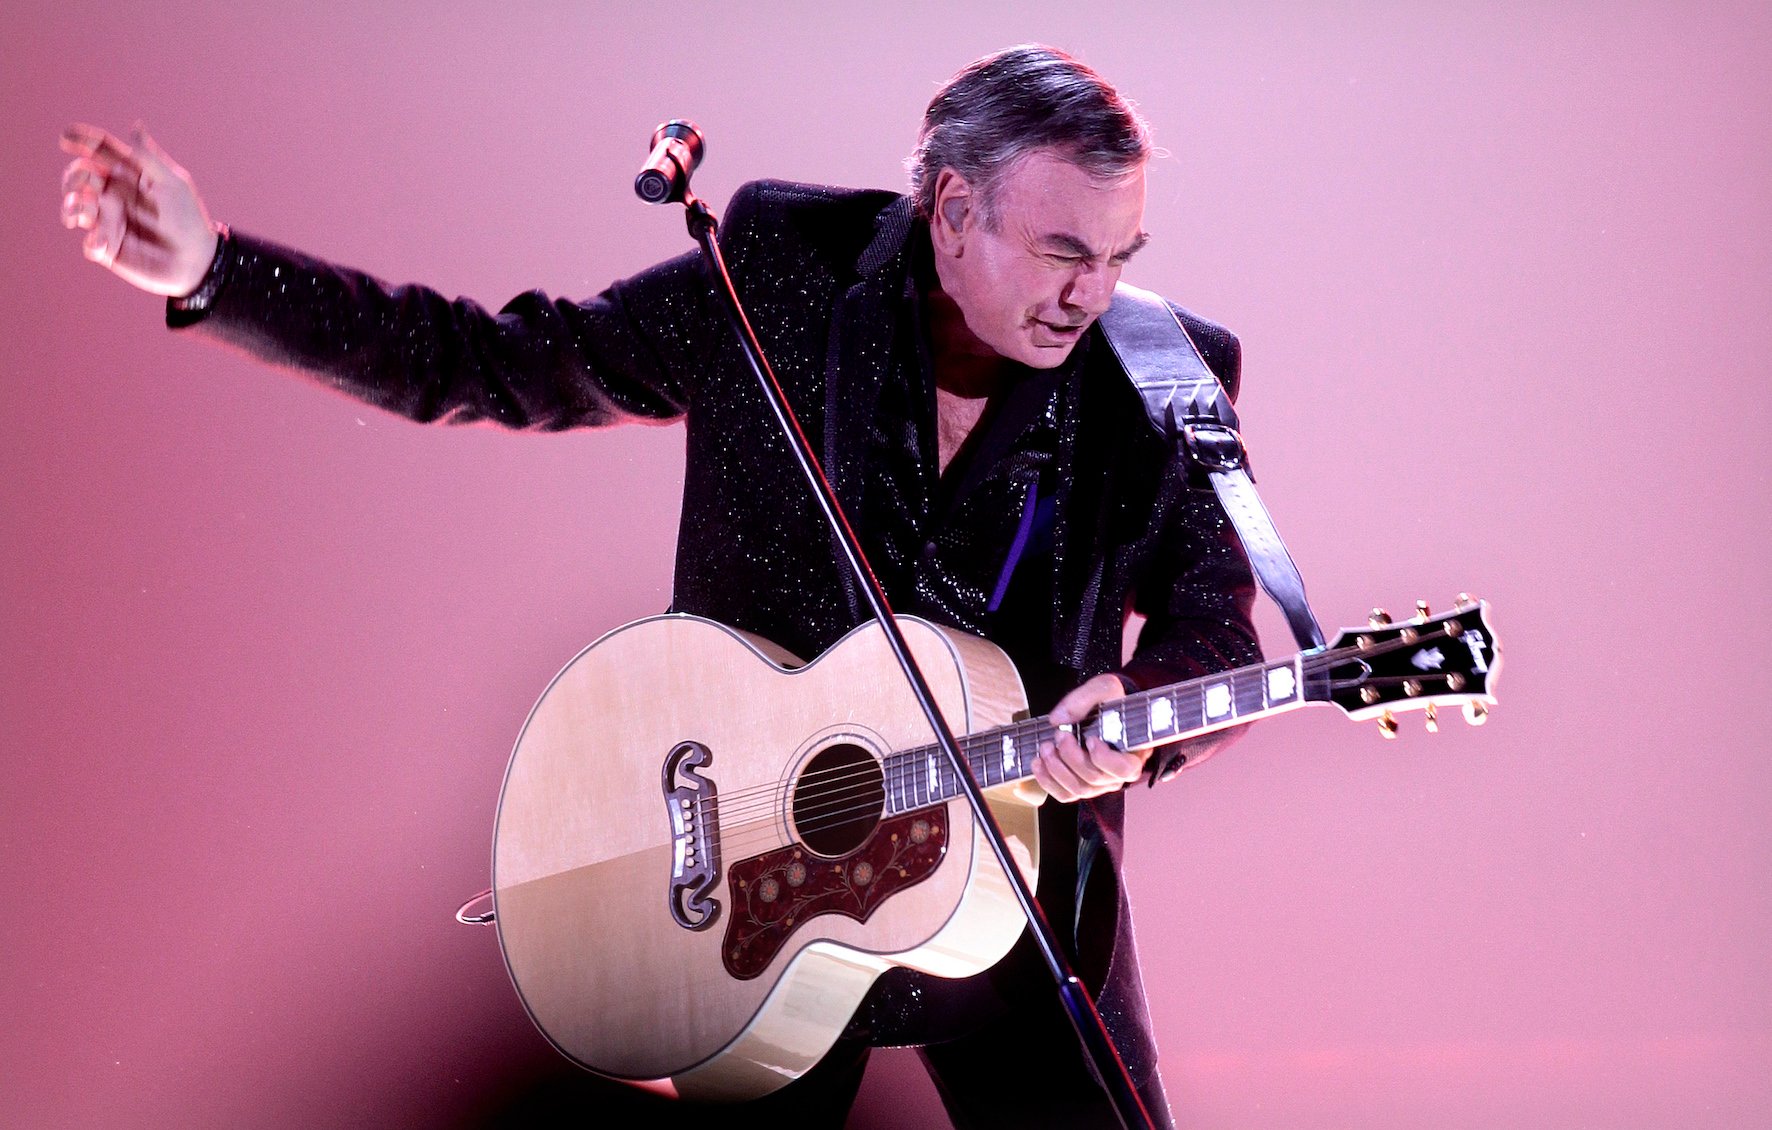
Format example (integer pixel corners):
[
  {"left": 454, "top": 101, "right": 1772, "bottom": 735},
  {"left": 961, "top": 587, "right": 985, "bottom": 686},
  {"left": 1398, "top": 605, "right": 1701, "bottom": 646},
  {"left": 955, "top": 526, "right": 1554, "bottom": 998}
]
[
  {"left": 166, "top": 215, "right": 742, "bottom": 432},
  {"left": 1115, "top": 322, "right": 1263, "bottom": 780}
]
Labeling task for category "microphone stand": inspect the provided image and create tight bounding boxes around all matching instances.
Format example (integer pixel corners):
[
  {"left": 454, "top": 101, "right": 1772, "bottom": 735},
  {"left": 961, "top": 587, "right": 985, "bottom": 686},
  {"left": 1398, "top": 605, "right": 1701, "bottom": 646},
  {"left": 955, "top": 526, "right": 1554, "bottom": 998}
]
[{"left": 673, "top": 190, "right": 1156, "bottom": 1130}]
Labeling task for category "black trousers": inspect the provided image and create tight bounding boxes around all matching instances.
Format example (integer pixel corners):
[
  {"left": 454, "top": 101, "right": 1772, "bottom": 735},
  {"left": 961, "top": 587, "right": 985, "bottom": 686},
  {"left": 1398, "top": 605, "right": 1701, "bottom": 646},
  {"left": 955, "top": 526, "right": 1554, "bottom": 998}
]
[{"left": 916, "top": 981, "right": 1175, "bottom": 1129}]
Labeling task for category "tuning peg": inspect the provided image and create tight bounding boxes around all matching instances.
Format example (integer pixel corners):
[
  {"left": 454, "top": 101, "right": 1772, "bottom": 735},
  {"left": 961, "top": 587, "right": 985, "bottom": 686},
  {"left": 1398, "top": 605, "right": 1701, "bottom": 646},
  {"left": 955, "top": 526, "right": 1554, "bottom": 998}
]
[
  {"left": 1415, "top": 599, "right": 1431, "bottom": 620},
  {"left": 1456, "top": 592, "right": 1477, "bottom": 607},
  {"left": 1378, "top": 711, "right": 1399, "bottom": 739},
  {"left": 1424, "top": 704, "right": 1439, "bottom": 733},
  {"left": 1369, "top": 608, "right": 1392, "bottom": 627},
  {"left": 1463, "top": 701, "right": 1489, "bottom": 726}
]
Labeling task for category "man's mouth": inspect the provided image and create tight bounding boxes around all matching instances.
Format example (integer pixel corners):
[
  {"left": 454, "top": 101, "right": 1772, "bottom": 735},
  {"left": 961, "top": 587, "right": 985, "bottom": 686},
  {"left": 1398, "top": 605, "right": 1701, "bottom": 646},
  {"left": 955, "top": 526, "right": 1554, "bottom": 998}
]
[{"left": 1035, "top": 318, "right": 1088, "bottom": 340}]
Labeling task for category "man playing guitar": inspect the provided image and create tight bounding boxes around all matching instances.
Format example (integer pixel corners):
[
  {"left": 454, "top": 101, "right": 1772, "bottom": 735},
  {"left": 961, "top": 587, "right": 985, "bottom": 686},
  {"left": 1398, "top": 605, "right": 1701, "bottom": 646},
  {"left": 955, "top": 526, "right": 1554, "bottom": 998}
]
[{"left": 61, "top": 45, "right": 1263, "bottom": 1128}]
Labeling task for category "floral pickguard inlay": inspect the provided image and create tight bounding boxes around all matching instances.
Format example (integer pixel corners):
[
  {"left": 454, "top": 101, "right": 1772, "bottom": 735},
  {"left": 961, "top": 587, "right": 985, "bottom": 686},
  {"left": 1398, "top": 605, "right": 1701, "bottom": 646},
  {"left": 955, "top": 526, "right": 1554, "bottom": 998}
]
[{"left": 721, "top": 809, "right": 948, "bottom": 979}]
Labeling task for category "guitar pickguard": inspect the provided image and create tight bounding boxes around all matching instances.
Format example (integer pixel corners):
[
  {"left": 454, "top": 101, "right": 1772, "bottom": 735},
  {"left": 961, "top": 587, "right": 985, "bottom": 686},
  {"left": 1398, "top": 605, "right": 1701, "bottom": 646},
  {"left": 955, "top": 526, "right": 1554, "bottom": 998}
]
[{"left": 721, "top": 809, "right": 948, "bottom": 980}]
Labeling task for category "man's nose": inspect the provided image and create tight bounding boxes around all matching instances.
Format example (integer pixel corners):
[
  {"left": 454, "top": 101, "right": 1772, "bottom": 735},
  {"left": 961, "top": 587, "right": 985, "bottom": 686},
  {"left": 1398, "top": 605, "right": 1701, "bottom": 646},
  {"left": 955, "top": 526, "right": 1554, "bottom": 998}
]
[{"left": 1062, "top": 264, "right": 1117, "bottom": 316}]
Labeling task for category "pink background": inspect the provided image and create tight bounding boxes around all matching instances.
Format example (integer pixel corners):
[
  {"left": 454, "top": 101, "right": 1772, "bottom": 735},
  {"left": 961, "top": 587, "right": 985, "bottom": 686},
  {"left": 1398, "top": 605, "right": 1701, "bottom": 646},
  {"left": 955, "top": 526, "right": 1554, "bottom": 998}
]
[{"left": 4, "top": 2, "right": 1768, "bottom": 1126}]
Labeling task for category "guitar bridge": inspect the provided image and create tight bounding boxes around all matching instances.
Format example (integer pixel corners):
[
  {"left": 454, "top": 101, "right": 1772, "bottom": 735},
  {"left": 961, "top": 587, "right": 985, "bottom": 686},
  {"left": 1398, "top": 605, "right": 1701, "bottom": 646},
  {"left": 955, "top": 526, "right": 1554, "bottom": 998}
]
[{"left": 662, "top": 741, "right": 722, "bottom": 931}]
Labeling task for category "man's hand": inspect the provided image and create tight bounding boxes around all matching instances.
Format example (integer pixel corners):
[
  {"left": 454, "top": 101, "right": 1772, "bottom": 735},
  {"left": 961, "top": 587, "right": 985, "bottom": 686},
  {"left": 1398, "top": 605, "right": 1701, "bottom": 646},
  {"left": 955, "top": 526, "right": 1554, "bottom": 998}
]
[
  {"left": 59, "top": 123, "right": 219, "bottom": 297},
  {"left": 1029, "top": 672, "right": 1146, "bottom": 803}
]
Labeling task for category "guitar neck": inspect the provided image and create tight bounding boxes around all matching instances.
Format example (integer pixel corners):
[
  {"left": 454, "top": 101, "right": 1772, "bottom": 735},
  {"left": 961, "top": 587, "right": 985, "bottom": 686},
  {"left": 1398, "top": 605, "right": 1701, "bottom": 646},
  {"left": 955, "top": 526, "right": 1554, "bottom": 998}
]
[
  {"left": 879, "top": 599, "right": 1500, "bottom": 813},
  {"left": 881, "top": 653, "right": 1316, "bottom": 814}
]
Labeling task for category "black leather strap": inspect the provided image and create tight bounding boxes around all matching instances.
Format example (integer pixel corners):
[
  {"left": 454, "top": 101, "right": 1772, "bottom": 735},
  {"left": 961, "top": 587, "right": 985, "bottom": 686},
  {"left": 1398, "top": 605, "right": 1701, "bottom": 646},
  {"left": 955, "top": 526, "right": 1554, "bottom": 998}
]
[{"left": 1100, "top": 283, "right": 1325, "bottom": 651}]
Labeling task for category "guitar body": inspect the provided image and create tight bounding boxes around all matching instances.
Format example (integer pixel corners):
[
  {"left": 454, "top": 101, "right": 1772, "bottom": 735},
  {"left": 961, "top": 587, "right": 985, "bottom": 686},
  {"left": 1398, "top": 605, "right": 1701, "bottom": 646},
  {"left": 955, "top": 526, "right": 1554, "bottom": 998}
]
[{"left": 491, "top": 614, "right": 1040, "bottom": 1102}]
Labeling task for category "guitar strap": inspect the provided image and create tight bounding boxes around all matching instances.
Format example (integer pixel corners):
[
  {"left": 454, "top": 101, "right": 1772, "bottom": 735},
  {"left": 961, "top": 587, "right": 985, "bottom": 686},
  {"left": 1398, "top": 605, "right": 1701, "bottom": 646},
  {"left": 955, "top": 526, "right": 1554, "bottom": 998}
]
[{"left": 1099, "top": 283, "right": 1325, "bottom": 652}]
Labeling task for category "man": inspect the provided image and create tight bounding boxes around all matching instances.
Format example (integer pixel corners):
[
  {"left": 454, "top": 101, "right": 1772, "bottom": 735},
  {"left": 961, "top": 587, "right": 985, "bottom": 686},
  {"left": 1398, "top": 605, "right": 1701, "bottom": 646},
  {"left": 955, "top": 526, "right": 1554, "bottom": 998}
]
[{"left": 61, "top": 45, "right": 1258, "bottom": 1129}]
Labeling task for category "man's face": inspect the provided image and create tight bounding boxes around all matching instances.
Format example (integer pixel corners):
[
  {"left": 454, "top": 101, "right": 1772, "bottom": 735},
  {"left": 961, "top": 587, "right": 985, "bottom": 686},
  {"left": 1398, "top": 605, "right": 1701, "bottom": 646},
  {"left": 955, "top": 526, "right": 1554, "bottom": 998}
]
[{"left": 932, "top": 149, "right": 1149, "bottom": 369}]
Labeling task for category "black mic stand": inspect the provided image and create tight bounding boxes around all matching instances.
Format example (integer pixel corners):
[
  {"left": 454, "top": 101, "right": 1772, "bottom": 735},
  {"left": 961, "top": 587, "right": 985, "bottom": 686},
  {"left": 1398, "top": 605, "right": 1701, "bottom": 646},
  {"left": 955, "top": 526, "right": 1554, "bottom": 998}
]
[{"left": 671, "top": 186, "right": 1156, "bottom": 1130}]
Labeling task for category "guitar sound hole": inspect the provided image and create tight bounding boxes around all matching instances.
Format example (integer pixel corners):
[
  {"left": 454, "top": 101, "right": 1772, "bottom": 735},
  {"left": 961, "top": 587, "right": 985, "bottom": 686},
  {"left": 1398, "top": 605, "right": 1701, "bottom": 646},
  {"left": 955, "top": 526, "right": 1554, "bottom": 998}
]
[{"left": 792, "top": 743, "right": 884, "bottom": 858}]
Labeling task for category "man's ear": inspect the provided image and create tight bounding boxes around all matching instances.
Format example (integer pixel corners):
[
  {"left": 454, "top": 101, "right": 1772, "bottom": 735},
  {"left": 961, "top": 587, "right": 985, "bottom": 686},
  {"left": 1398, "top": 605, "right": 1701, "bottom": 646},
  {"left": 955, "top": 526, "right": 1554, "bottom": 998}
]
[{"left": 930, "top": 168, "right": 973, "bottom": 256}]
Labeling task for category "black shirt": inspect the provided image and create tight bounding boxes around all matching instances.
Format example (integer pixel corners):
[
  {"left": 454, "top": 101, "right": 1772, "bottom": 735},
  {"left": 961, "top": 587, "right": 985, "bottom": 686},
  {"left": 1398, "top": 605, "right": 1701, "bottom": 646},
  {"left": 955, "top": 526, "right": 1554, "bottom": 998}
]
[{"left": 862, "top": 229, "right": 1083, "bottom": 713}]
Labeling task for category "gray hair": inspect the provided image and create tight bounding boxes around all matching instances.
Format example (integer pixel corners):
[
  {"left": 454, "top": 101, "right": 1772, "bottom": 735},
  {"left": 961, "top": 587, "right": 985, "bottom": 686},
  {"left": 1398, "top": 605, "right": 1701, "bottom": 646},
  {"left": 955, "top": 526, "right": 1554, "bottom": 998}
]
[{"left": 908, "top": 45, "right": 1152, "bottom": 228}]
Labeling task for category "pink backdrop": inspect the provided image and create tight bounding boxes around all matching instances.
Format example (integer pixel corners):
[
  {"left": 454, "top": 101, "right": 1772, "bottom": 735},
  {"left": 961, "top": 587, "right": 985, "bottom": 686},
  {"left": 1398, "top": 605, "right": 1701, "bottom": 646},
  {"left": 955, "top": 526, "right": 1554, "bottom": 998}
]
[{"left": 4, "top": 2, "right": 1768, "bottom": 1126}]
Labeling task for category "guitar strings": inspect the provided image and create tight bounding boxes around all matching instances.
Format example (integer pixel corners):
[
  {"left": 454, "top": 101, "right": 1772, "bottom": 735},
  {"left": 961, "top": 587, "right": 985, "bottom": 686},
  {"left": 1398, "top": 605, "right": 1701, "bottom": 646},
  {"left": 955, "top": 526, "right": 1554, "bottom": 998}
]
[
  {"left": 708, "top": 658, "right": 1311, "bottom": 852},
  {"left": 706, "top": 674, "right": 1319, "bottom": 837},
  {"left": 689, "top": 709, "right": 1052, "bottom": 821},
  {"left": 692, "top": 713, "right": 1066, "bottom": 856},
  {"left": 693, "top": 709, "right": 1062, "bottom": 832},
  {"left": 692, "top": 637, "right": 1403, "bottom": 833},
  {"left": 710, "top": 703, "right": 1472, "bottom": 859},
  {"left": 694, "top": 640, "right": 1343, "bottom": 823},
  {"left": 709, "top": 707, "right": 1211, "bottom": 853},
  {"left": 708, "top": 716, "right": 1407, "bottom": 860},
  {"left": 687, "top": 630, "right": 1477, "bottom": 849}
]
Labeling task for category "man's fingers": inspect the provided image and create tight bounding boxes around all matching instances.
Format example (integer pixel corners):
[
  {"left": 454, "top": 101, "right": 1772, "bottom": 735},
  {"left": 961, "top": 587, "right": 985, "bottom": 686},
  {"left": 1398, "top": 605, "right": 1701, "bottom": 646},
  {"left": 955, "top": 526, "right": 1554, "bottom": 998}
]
[
  {"left": 61, "top": 123, "right": 141, "bottom": 175},
  {"left": 82, "top": 223, "right": 113, "bottom": 266},
  {"left": 1034, "top": 731, "right": 1145, "bottom": 803},
  {"left": 58, "top": 127, "right": 150, "bottom": 241},
  {"left": 61, "top": 156, "right": 150, "bottom": 234},
  {"left": 1031, "top": 753, "right": 1084, "bottom": 803},
  {"left": 132, "top": 124, "right": 177, "bottom": 182},
  {"left": 1037, "top": 736, "right": 1099, "bottom": 800},
  {"left": 62, "top": 187, "right": 99, "bottom": 230},
  {"left": 82, "top": 198, "right": 127, "bottom": 266},
  {"left": 59, "top": 122, "right": 105, "bottom": 155},
  {"left": 1049, "top": 673, "right": 1131, "bottom": 726},
  {"left": 62, "top": 157, "right": 106, "bottom": 197},
  {"left": 1082, "top": 738, "right": 1144, "bottom": 784},
  {"left": 1064, "top": 736, "right": 1139, "bottom": 787},
  {"left": 61, "top": 158, "right": 106, "bottom": 230}
]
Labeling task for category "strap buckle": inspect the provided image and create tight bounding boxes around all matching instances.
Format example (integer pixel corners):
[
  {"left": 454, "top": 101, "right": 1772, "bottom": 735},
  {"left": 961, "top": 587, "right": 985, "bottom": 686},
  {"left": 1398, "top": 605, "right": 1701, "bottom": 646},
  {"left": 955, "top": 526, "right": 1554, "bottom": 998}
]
[{"left": 1181, "top": 421, "right": 1247, "bottom": 474}]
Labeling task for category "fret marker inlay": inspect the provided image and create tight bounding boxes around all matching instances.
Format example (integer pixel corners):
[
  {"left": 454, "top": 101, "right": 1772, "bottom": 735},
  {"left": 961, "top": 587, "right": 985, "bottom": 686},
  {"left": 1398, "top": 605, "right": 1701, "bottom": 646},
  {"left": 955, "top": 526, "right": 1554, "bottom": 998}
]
[
  {"left": 1266, "top": 666, "right": 1296, "bottom": 703},
  {"left": 1205, "top": 683, "right": 1232, "bottom": 720},
  {"left": 1001, "top": 735, "right": 1015, "bottom": 775},
  {"left": 1151, "top": 696, "right": 1174, "bottom": 733},
  {"left": 1100, "top": 709, "right": 1123, "bottom": 746}
]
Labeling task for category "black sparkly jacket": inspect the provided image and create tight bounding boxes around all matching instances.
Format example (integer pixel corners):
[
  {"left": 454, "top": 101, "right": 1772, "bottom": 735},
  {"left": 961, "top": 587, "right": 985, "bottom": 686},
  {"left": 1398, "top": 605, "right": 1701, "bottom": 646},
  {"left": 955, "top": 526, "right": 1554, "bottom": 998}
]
[{"left": 173, "top": 180, "right": 1261, "bottom": 1070}]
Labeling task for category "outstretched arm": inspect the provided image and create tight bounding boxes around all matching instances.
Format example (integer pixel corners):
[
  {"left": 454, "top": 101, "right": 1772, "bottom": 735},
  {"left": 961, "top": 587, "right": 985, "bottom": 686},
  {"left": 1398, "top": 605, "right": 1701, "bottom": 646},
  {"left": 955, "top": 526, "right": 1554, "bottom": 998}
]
[{"left": 56, "top": 122, "right": 717, "bottom": 431}]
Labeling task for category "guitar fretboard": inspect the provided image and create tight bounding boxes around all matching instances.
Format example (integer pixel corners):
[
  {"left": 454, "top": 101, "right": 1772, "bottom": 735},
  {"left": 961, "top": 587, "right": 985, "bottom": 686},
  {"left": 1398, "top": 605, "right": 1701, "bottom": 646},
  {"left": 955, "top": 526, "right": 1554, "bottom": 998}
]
[{"left": 881, "top": 654, "right": 1316, "bottom": 814}]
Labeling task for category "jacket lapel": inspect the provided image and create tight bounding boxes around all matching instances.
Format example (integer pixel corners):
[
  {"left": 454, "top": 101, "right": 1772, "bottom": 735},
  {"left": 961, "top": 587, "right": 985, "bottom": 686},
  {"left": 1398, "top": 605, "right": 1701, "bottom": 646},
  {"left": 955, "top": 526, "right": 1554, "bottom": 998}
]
[{"left": 822, "top": 197, "right": 916, "bottom": 537}]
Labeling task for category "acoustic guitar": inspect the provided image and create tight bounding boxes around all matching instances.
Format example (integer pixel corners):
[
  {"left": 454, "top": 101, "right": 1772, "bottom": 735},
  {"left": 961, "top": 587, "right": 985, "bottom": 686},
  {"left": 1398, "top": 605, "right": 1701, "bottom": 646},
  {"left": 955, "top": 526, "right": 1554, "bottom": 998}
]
[{"left": 490, "top": 601, "right": 1499, "bottom": 1101}]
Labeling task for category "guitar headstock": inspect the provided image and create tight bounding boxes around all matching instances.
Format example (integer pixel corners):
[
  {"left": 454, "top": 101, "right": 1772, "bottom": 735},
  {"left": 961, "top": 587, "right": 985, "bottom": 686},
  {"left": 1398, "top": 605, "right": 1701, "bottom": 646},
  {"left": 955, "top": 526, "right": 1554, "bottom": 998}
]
[{"left": 1319, "top": 597, "right": 1500, "bottom": 736}]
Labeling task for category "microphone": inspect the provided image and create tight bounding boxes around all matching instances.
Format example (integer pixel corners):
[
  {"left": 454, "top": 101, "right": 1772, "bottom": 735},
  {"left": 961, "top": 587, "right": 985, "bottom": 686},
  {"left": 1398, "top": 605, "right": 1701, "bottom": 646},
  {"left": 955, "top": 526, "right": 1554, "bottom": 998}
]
[{"left": 634, "top": 120, "right": 706, "bottom": 205}]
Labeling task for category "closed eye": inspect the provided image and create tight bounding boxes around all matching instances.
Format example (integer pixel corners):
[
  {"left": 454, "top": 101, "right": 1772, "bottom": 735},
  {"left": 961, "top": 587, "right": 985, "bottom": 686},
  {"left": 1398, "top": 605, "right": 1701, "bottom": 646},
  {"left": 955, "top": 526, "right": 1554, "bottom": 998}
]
[{"left": 1041, "top": 232, "right": 1149, "bottom": 268}]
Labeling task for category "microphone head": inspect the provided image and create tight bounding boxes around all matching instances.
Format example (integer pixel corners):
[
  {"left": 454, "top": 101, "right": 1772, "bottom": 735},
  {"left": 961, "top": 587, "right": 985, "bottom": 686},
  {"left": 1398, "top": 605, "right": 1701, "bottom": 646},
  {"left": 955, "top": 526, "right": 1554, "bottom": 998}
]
[
  {"left": 634, "top": 166, "right": 675, "bottom": 204},
  {"left": 634, "top": 119, "right": 706, "bottom": 205}
]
